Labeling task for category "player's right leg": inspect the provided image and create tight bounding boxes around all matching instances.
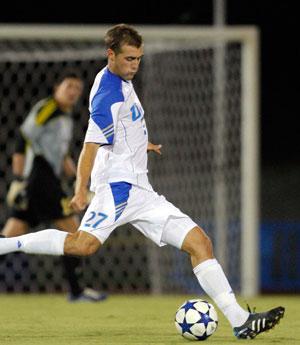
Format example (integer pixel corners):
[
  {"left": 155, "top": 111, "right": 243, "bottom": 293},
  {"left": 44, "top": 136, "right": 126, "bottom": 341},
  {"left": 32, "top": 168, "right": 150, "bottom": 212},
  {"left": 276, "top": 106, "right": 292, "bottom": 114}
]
[
  {"left": 64, "top": 230, "right": 102, "bottom": 256},
  {"left": 0, "top": 183, "right": 121, "bottom": 257},
  {"left": 0, "top": 227, "right": 101, "bottom": 257}
]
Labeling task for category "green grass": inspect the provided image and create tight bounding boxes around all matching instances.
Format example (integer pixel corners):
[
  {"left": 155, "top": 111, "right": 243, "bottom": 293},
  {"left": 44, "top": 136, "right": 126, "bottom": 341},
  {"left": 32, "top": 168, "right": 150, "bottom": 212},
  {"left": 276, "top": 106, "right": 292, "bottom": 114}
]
[{"left": 0, "top": 294, "right": 298, "bottom": 344}]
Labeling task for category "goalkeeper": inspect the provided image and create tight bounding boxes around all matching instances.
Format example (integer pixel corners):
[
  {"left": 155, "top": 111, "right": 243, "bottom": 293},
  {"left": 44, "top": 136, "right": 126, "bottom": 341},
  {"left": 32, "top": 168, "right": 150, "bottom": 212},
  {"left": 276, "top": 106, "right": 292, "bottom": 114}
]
[{"left": 1, "top": 71, "right": 106, "bottom": 302}]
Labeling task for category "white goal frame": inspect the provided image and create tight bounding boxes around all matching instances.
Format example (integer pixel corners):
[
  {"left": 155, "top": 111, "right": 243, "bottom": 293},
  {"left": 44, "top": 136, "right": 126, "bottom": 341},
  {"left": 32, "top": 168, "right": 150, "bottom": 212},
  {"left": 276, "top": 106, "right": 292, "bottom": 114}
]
[{"left": 0, "top": 24, "right": 260, "bottom": 297}]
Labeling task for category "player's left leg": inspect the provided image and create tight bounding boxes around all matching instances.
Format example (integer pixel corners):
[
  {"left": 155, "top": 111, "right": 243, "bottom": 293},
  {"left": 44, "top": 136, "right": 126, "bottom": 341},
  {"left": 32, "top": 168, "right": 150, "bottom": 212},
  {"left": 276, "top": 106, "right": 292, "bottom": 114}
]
[
  {"left": 129, "top": 189, "right": 249, "bottom": 328},
  {"left": 53, "top": 216, "right": 107, "bottom": 302},
  {"left": 180, "top": 226, "right": 284, "bottom": 338},
  {"left": 181, "top": 226, "right": 250, "bottom": 327},
  {"left": 130, "top": 186, "right": 284, "bottom": 339}
]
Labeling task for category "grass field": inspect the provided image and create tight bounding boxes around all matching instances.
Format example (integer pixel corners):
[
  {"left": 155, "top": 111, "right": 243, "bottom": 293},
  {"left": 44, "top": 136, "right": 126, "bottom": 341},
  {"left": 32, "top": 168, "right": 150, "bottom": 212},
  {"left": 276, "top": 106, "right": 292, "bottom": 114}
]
[{"left": 0, "top": 294, "right": 299, "bottom": 344}]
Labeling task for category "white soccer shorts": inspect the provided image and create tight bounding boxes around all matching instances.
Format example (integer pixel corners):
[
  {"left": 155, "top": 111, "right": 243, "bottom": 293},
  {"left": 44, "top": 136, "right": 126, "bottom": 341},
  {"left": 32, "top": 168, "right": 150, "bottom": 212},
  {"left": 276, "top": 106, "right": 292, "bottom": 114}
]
[{"left": 78, "top": 182, "right": 197, "bottom": 249}]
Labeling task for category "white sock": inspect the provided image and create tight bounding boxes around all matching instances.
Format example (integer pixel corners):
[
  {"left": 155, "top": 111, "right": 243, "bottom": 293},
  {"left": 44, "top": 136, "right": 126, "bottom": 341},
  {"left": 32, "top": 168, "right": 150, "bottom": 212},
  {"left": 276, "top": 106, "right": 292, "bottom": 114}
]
[
  {"left": 193, "top": 258, "right": 249, "bottom": 328},
  {"left": 0, "top": 229, "right": 67, "bottom": 256}
]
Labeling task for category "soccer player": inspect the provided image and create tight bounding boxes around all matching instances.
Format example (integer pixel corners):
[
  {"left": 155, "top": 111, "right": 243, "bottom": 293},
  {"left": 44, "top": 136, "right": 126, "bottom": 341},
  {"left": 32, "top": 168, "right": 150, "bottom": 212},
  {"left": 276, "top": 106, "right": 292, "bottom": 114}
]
[
  {"left": 0, "top": 24, "right": 284, "bottom": 338},
  {"left": 1, "top": 72, "right": 106, "bottom": 302}
]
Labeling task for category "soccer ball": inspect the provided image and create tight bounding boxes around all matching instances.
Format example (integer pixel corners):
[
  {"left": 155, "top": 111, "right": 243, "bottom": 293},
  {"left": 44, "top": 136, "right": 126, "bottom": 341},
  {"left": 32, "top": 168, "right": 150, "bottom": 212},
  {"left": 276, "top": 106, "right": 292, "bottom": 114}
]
[{"left": 174, "top": 299, "right": 218, "bottom": 341}]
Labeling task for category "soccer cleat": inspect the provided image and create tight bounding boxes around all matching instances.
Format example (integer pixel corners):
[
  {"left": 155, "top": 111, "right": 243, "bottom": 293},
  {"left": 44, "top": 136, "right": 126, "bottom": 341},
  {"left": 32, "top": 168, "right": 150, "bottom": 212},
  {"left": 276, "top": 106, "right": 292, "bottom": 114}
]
[
  {"left": 68, "top": 287, "right": 108, "bottom": 302},
  {"left": 233, "top": 306, "right": 285, "bottom": 339}
]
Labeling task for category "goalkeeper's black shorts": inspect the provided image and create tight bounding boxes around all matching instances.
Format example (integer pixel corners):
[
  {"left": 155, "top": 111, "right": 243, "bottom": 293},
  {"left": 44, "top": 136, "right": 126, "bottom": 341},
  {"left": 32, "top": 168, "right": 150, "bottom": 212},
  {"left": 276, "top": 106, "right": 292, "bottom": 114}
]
[{"left": 10, "top": 156, "right": 73, "bottom": 227}]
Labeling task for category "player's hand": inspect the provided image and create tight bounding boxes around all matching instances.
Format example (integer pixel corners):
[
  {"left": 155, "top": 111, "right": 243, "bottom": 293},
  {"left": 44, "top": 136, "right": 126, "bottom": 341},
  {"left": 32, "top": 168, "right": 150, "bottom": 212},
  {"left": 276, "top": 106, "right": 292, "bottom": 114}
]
[
  {"left": 6, "top": 178, "right": 28, "bottom": 210},
  {"left": 70, "top": 190, "right": 88, "bottom": 212},
  {"left": 147, "top": 142, "right": 162, "bottom": 155}
]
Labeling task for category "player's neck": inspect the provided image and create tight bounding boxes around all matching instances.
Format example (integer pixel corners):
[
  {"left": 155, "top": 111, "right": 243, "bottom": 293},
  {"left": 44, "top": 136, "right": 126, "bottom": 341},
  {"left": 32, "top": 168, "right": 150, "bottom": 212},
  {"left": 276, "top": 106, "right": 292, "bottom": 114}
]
[
  {"left": 107, "top": 65, "right": 121, "bottom": 78},
  {"left": 107, "top": 64, "right": 129, "bottom": 83}
]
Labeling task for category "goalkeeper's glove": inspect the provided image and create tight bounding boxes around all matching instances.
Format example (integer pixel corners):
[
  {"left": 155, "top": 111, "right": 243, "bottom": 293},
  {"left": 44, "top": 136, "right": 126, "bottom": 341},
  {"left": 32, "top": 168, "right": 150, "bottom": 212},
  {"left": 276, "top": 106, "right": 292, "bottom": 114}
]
[{"left": 6, "top": 176, "right": 28, "bottom": 210}]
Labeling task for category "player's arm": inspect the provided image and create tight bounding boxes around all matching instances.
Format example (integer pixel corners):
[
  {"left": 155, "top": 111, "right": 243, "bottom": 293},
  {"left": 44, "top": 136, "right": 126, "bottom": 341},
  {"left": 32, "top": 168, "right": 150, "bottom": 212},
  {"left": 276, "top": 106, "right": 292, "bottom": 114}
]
[
  {"left": 71, "top": 84, "right": 123, "bottom": 212},
  {"left": 70, "top": 143, "right": 99, "bottom": 212},
  {"left": 147, "top": 141, "right": 162, "bottom": 155}
]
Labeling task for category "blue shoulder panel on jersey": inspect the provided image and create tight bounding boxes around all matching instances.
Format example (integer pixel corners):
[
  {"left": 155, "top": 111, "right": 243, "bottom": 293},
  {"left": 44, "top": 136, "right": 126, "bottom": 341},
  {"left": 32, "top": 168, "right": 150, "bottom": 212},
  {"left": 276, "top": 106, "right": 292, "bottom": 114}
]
[
  {"left": 91, "top": 68, "right": 124, "bottom": 144},
  {"left": 110, "top": 182, "right": 132, "bottom": 221}
]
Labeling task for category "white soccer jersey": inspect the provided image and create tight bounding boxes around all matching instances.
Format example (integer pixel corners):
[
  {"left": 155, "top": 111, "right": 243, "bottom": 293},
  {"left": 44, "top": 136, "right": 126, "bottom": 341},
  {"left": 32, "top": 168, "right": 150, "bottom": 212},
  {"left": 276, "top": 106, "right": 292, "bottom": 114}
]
[
  {"left": 85, "top": 66, "right": 151, "bottom": 192},
  {"left": 79, "top": 66, "right": 197, "bottom": 247}
]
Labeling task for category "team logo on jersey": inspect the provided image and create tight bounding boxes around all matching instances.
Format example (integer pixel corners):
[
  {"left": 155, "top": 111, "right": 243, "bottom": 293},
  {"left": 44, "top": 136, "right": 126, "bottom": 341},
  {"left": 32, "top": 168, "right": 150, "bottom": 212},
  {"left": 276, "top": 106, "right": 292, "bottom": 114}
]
[{"left": 131, "top": 103, "right": 143, "bottom": 121}]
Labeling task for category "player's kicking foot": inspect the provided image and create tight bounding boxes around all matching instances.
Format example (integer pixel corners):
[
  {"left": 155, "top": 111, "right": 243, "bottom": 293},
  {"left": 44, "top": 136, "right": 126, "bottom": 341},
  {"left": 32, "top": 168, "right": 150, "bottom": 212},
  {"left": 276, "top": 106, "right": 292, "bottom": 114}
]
[
  {"left": 233, "top": 306, "right": 285, "bottom": 339},
  {"left": 68, "top": 287, "right": 107, "bottom": 302}
]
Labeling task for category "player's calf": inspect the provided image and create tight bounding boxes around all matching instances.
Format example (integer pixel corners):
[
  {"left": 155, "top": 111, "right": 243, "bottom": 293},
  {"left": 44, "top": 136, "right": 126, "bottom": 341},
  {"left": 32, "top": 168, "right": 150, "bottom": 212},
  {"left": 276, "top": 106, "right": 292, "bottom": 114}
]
[
  {"left": 0, "top": 229, "right": 101, "bottom": 257},
  {"left": 0, "top": 229, "right": 67, "bottom": 255}
]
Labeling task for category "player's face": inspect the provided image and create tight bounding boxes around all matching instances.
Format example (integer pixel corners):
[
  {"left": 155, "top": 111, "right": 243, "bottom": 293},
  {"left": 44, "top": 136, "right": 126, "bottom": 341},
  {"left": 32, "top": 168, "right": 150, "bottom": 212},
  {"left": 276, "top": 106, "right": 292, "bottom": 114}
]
[
  {"left": 108, "top": 44, "right": 144, "bottom": 80},
  {"left": 54, "top": 78, "right": 83, "bottom": 111}
]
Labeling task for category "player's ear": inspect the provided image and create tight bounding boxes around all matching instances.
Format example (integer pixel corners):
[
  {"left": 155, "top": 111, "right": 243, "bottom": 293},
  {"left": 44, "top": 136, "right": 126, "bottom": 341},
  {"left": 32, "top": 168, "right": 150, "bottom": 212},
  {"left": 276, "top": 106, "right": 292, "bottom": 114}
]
[{"left": 107, "top": 48, "right": 116, "bottom": 61}]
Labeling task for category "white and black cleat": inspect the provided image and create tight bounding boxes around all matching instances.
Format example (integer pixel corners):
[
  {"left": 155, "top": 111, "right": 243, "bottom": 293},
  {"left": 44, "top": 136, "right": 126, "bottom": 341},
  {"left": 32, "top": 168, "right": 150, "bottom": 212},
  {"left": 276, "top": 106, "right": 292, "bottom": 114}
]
[{"left": 233, "top": 306, "right": 285, "bottom": 339}]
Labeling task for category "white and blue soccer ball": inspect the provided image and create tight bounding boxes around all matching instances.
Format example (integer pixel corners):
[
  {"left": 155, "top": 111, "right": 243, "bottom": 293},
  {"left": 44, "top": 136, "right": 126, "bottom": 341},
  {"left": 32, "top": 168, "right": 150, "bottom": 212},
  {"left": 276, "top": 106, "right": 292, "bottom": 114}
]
[{"left": 175, "top": 299, "right": 218, "bottom": 341}]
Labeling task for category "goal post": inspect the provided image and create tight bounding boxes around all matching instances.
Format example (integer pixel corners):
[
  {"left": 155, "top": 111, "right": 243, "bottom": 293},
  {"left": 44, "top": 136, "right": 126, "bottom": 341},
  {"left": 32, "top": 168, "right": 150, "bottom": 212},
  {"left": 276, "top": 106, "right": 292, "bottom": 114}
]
[{"left": 0, "top": 25, "right": 260, "bottom": 297}]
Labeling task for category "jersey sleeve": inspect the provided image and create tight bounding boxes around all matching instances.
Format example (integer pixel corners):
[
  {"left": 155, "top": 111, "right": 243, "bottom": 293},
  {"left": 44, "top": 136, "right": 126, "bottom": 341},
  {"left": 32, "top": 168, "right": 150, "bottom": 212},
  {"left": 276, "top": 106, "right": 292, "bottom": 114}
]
[
  {"left": 20, "top": 98, "right": 58, "bottom": 144},
  {"left": 84, "top": 89, "right": 124, "bottom": 145}
]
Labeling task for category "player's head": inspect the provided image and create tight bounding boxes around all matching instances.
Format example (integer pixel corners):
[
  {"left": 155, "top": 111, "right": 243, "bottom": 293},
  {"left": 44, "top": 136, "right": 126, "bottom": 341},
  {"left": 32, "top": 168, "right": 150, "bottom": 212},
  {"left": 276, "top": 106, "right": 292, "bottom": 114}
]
[
  {"left": 105, "top": 24, "right": 143, "bottom": 81},
  {"left": 53, "top": 71, "right": 83, "bottom": 111}
]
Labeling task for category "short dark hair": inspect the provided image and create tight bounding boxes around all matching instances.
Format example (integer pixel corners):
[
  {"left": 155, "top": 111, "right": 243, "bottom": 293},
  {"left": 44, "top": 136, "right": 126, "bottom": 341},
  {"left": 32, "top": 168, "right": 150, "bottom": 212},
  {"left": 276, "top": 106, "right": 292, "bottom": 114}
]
[
  {"left": 55, "top": 70, "right": 82, "bottom": 85},
  {"left": 104, "top": 24, "right": 143, "bottom": 54},
  {"left": 52, "top": 70, "right": 82, "bottom": 95}
]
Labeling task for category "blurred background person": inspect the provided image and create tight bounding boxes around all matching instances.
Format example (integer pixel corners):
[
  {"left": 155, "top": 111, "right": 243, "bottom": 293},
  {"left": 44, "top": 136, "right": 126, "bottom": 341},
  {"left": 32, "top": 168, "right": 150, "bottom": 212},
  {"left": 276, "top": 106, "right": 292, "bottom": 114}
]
[{"left": 1, "top": 71, "right": 107, "bottom": 302}]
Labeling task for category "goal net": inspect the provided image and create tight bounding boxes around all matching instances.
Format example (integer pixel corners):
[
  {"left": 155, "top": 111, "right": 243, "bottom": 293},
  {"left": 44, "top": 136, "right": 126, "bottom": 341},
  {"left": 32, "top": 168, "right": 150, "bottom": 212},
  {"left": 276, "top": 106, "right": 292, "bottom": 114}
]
[{"left": 0, "top": 25, "right": 259, "bottom": 296}]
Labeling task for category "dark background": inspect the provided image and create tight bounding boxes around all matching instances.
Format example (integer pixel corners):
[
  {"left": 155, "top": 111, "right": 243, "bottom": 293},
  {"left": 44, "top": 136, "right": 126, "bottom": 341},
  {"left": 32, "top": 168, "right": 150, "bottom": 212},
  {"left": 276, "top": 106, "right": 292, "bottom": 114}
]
[{"left": 1, "top": 0, "right": 299, "bottom": 221}]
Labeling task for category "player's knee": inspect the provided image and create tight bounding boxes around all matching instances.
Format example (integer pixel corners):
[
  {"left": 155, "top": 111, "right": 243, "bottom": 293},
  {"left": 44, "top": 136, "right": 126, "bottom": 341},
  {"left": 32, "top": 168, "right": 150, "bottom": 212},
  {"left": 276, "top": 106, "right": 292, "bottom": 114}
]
[
  {"left": 191, "top": 232, "right": 213, "bottom": 257},
  {"left": 76, "top": 241, "right": 98, "bottom": 256},
  {"left": 64, "top": 231, "right": 101, "bottom": 256},
  {"left": 199, "top": 233, "right": 213, "bottom": 257},
  {"left": 182, "top": 226, "right": 213, "bottom": 258}
]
